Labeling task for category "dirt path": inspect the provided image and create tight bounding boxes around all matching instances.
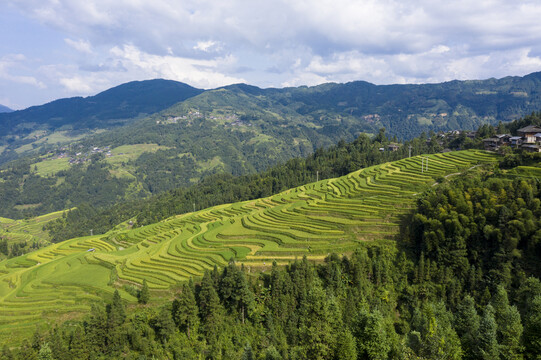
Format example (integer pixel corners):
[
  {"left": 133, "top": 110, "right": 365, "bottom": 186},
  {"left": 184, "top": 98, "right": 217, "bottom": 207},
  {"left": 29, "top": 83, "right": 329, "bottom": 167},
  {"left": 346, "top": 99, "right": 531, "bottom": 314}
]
[{"left": 431, "top": 164, "right": 482, "bottom": 187}]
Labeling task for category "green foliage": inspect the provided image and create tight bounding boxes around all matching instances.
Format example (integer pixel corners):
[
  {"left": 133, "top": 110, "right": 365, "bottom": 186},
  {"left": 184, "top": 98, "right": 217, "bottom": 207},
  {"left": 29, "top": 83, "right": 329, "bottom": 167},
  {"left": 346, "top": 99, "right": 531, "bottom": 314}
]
[
  {"left": 138, "top": 279, "right": 150, "bottom": 304},
  {"left": 353, "top": 309, "right": 391, "bottom": 360},
  {"left": 478, "top": 305, "right": 499, "bottom": 360},
  {"left": 41, "top": 130, "right": 441, "bottom": 241},
  {"left": 454, "top": 295, "right": 480, "bottom": 360},
  {"left": 172, "top": 283, "right": 199, "bottom": 339},
  {"left": 523, "top": 295, "right": 541, "bottom": 358}
]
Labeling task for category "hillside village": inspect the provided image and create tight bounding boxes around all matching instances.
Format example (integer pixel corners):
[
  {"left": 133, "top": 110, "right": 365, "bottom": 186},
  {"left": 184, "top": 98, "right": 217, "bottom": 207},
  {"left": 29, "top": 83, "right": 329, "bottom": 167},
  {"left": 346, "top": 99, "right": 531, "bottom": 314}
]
[
  {"left": 156, "top": 110, "right": 253, "bottom": 127},
  {"left": 482, "top": 124, "right": 541, "bottom": 152},
  {"left": 55, "top": 145, "right": 113, "bottom": 165}
]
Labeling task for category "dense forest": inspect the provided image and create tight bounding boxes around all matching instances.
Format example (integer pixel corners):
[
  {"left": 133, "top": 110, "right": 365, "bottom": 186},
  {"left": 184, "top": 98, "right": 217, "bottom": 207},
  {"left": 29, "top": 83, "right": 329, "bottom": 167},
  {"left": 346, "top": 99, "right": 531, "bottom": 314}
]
[{"left": 6, "top": 168, "right": 541, "bottom": 359}]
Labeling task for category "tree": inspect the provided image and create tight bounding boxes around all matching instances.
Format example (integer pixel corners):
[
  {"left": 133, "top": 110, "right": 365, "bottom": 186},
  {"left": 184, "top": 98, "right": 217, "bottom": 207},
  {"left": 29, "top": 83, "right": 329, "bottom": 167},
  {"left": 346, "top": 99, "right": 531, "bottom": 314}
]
[
  {"left": 477, "top": 305, "right": 499, "bottom": 360},
  {"left": 139, "top": 279, "right": 150, "bottom": 304},
  {"left": 297, "top": 283, "right": 334, "bottom": 360},
  {"left": 353, "top": 309, "right": 390, "bottom": 360},
  {"left": 197, "top": 271, "right": 224, "bottom": 343},
  {"left": 68, "top": 326, "right": 88, "bottom": 360},
  {"left": 334, "top": 329, "right": 357, "bottom": 360},
  {"left": 219, "top": 262, "right": 255, "bottom": 323},
  {"left": 523, "top": 296, "right": 541, "bottom": 358},
  {"left": 107, "top": 290, "right": 126, "bottom": 328},
  {"left": 38, "top": 343, "right": 53, "bottom": 360},
  {"left": 85, "top": 304, "right": 108, "bottom": 352},
  {"left": 241, "top": 343, "right": 254, "bottom": 360},
  {"left": 152, "top": 305, "right": 176, "bottom": 343},
  {"left": 172, "top": 283, "right": 199, "bottom": 339},
  {"left": 409, "top": 302, "right": 462, "bottom": 360},
  {"left": 454, "top": 295, "right": 480, "bottom": 360}
]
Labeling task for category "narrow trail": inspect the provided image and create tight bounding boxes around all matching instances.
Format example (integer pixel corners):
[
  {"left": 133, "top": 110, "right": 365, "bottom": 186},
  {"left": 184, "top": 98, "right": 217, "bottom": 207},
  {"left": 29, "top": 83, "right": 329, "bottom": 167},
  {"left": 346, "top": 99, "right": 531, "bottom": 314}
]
[{"left": 431, "top": 164, "right": 483, "bottom": 187}]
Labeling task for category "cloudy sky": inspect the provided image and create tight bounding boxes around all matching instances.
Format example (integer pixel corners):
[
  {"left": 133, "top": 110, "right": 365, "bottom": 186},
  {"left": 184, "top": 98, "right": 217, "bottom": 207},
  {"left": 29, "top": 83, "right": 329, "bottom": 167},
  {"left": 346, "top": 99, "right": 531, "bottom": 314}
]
[{"left": 2, "top": 0, "right": 541, "bottom": 109}]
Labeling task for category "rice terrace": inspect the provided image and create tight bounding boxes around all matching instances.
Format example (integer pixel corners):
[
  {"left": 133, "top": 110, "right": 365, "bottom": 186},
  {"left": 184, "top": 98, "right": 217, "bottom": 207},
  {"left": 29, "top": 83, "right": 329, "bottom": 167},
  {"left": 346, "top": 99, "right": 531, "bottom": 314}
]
[{"left": 0, "top": 150, "right": 498, "bottom": 342}]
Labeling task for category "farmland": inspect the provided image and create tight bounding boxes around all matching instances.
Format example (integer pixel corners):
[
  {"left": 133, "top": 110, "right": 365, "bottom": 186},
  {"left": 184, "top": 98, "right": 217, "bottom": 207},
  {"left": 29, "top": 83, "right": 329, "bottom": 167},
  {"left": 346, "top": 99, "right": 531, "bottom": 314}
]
[
  {"left": 0, "top": 150, "right": 499, "bottom": 343},
  {"left": 0, "top": 210, "right": 63, "bottom": 245}
]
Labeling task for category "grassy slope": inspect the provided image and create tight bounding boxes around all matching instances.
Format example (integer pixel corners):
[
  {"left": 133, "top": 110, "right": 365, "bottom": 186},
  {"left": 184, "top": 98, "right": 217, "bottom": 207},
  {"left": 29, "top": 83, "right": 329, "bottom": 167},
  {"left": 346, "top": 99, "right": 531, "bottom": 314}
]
[
  {"left": 0, "top": 150, "right": 499, "bottom": 343},
  {"left": 31, "top": 144, "right": 170, "bottom": 178},
  {"left": 0, "top": 210, "right": 64, "bottom": 245}
]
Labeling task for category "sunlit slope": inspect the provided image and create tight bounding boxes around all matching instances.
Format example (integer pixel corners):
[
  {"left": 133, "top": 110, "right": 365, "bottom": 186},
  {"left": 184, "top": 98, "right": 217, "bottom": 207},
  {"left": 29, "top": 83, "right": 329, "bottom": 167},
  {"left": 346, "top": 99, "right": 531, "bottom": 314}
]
[
  {"left": 0, "top": 210, "right": 64, "bottom": 245},
  {"left": 0, "top": 150, "right": 498, "bottom": 341}
]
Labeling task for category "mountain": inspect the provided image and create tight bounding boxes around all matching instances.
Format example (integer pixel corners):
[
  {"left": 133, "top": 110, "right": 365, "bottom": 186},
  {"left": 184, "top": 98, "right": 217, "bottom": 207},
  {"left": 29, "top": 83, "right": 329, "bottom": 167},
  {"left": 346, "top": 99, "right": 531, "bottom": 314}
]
[
  {"left": 0, "top": 79, "right": 204, "bottom": 165},
  {"left": 0, "top": 104, "right": 12, "bottom": 113},
  {"left": 219, "top": 71, "right": 541, "bottom": 139},
  {"left": 3, "top": 72, "right": 541, "bottom": 165},
  {"left": 2, "top": 73, "right": 541, "bottom": 220},
  {"left": 0, "top": 79, "right": 202, "bottom": 133}
]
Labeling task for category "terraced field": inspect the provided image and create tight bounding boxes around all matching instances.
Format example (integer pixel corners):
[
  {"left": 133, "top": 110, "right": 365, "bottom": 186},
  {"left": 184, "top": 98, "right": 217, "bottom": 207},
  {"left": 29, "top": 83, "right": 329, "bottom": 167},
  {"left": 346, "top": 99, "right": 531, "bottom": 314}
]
[
  {"left": 0, "top": 150, "right": 499, "bottom": 342},
  {"left": 0, "top": 210, "right": 63, "bottom": 245}
]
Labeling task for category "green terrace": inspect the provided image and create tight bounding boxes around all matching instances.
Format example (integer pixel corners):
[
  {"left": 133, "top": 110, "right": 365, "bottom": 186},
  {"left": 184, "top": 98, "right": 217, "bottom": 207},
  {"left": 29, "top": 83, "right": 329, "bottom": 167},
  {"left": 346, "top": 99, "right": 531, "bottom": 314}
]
[{"left": 0, "top": 150, "right": 499, "bottom": 343}]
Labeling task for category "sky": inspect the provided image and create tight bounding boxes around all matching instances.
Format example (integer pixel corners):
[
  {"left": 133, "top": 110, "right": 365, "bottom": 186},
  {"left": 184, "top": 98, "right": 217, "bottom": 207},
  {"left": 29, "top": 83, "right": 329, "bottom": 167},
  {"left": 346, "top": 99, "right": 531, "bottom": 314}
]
[{"left": 2, "top": 0, "right": 541, "bottom": 110}]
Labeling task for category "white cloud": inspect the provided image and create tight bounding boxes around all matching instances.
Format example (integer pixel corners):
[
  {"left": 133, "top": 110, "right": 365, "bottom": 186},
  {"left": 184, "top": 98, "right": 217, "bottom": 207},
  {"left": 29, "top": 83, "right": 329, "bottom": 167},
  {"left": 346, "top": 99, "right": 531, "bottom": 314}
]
[
  {"left": 3, "top": 0, "right": 541, "bottom": 107},
  {"left": 109, "top": 44, "right": 244, "bottom": 89},
  {"left": 193, "top": 40, "right": 220, "bottom": 53},
  {"left": 64, "top": 38, "right": 93, "bottom": 54},
  {"left": 59, "top": 76, "right": 97, "bottom": 93},
  {"left": 0, "top": 54, "right": 46, "bottom": 89}
]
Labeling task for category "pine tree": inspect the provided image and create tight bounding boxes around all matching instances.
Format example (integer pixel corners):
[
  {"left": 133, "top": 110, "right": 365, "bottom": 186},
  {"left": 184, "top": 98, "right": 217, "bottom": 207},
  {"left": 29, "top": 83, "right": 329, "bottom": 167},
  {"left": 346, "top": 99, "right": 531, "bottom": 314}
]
[
  {"left": 17, "top": 339, "right": 38, "bottom": 360},
  {"left": 153, "top": 306, "right": 176, "bottom": 343},
  {"left": 298, "top": 283, "right": 334, "bottom": 360},
  {"left": 353, "top": 309, "right": 390, "bottom": 360},
  {"left": 69, "top": 326, "right": 88, "bottom": 360},
  {"left": 85, "top": 304, "right": 107, "bottom": 352},
  {"left": 107, "top": 289, "right": 126, "bottom": 328},
  {"left": 491, "top": 285, "right": 523, "bottom": 359},
  {"left": 455, "top": 295, "right": 480, "bottom": 360},
  {"left": 198, "top": 271, "right": 224, "bottom": 344},
  {"left": 241, "top": 343, "right": 254, "bottom": 360},
  {"left": 477, "top": 305, "right": 499, "bottom": 360},
  {"left": 524, "top": 295, "right": 541, "bottom": 358},
  {"left": 172, "top": 283, "right": 199, "bottom": 339},
  {"left": 334, "top": 329, "right": 357, "bottom": 360},
  {"left": 139, "top": 279, "right": 150, "bottom": 304},
  {"left": 38, "top": 343, "right": 53, "bottom": 360}
]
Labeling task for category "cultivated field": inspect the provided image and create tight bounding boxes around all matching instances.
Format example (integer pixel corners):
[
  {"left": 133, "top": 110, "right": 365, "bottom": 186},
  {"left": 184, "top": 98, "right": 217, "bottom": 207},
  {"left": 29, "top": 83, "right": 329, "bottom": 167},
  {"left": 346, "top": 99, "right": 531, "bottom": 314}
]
[
  {"left": 0, "top": 150, "right": 499, "bottom": 342},
  {"left": 0, "top": 210, "right": 64, "bottom": 245}
]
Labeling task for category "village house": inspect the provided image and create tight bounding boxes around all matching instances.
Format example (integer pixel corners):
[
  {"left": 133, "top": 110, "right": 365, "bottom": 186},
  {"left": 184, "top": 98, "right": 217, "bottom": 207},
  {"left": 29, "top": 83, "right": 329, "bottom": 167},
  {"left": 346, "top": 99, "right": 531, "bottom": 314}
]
[
  {"left": 510, "top": 136, "right": 523, "bottom": 148},
  {"left": 521, "top": 144, "right": 541, "bottom": 153},
  {"left": 482, "top": 137, "right": 500, "bottom": 151},
  {"left": 517, "top": 125, "right": 541, "bottom": 143},
  {"left": 482, "top": 134, "right": 511, "bottom": 151}
]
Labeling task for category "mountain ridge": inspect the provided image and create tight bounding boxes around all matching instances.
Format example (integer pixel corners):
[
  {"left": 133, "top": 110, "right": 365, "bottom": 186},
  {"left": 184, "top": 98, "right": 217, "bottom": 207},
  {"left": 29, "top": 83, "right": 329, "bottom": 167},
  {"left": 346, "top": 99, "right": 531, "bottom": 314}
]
[
  {"left": 0, "top": 79, "right": 203, "bottom": 134},
  {"left": 0, "top": 104, "right": 12, "bottom": 113}
]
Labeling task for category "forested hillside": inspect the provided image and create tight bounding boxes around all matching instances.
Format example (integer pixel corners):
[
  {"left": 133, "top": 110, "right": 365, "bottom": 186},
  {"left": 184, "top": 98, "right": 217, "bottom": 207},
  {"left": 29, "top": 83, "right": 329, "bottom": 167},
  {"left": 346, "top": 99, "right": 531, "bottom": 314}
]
[
  {"left": 5, "top": 162, "right": 541, "bottom": 360},
  {"left": 42, "top": 130, "right": 440, "bottom": 242},
  {"left": 1, "top": 73, "right": 541, "bottom": 222},
  {"left": 0, "top": 80, "right": 203, "bottom": 164},
  {"left": 2, "top": 72, "right": 541, "bottom": 193},
  {"left": 1, "top": 115, "right": 540, "bottom": 358}
]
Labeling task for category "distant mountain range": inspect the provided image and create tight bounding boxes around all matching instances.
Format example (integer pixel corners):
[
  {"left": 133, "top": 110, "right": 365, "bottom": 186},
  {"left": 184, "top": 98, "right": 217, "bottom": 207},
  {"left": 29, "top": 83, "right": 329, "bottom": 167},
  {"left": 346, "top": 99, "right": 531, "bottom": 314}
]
[
  {"left": 0, "top": 105, "right": 12, "bottom": 113},
  {"left": 2, "top": 72, "right": 541, "bottom": 167},
  {"left": 0, "top": 79, "right": 202, "bottom": 135}
]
